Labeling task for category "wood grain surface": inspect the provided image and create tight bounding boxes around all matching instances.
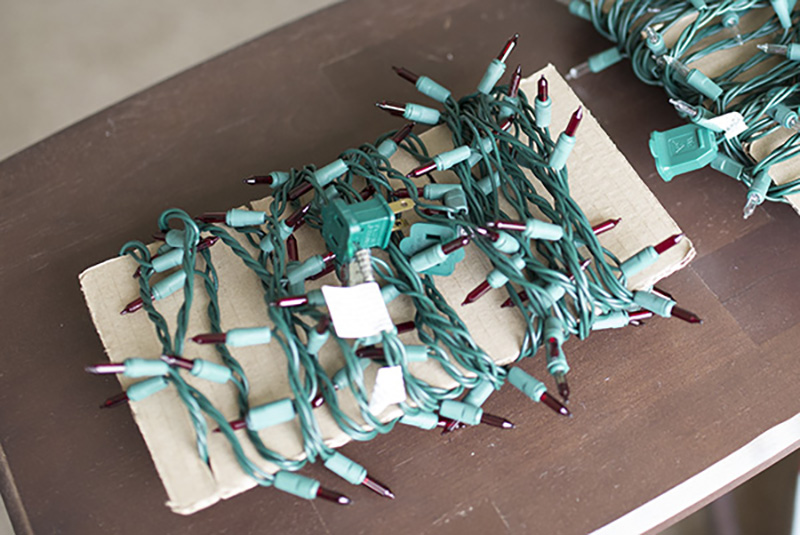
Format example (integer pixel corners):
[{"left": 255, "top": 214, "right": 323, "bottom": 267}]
[{"left": 2, "top": 0, "right": 799, "bottom": 533}]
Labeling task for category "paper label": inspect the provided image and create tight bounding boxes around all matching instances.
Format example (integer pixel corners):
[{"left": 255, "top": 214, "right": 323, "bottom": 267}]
[
  {"left": 321, "top": 282, "right": 394, "bottom": 339},
  {"left": 705, "top": 112, "right": 747, "bottom": 140},
  {"left": 368, "top": 366, "right": 407, "bottom": 415}
]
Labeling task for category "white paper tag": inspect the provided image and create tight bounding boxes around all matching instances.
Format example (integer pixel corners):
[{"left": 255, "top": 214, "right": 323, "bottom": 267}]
[
  {"left": 321, "top": 282, "right": 394, "bottom": 339},
  {"left": 705, "top": 112, "right": 748, "bottom": 140},
  {"left": 368, "top": 366, "right": 407, "bottom": 415}
]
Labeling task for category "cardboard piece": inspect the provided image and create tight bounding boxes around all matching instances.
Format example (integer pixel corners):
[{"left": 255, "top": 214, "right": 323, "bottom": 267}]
[{"left": 79, "top": 65, "right": 694, "bottom": 514}]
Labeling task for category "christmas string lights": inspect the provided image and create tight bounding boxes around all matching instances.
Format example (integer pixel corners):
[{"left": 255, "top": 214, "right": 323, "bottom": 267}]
[
  {"left": 87, "top": 35, "right": 700, "bottom": 507},
  {"left": 558, "top": 0, "right": 800, "bottom": 218}
]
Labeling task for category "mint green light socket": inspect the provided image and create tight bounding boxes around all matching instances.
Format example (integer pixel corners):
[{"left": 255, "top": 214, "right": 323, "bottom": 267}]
[
  {"left": 165, "top": 229, "right": 187, "bottom": 248},
  {"left": 592, "top": 310, "right": 630, "bottom": 330},
  {"left": 246, "top": 398, "right": 296, "bottom": 430},
  {"left": 226, "top": 326, "right": 272, "bottom": 347},
  {"left": 547, "top": 352, "right": 570, "bottom": 376},
  {"left": 711, "top": 153, "right": 744, "bottom": 180},
  {"left": 523, "top": 218, "right": 564, "bottom": 241},
  {"left": 767, "top": 103, "right": 798, "bottom": 129},
  {"left": 399, "top": 410, "right": 439, "bottom": 430},
  {"left": 645, "top": 32, "right": 667, "bottom": 56},
  {"left": 152, "top": 248, "right": 184, "bottom": 273},
  {"left": 487, "top": 254, "right": 526, "bottom": 289},
  {"left": 649, "top": 123, "right": 718, "bottom": 182},
  {"left": 468, "top": 136, "right": 497, "bottom": 167},
  {"left": 540, "top": 283, "right": 567, "bottom": 309},
  {"left": 416, "top": 76, "right": 451, "bottom": 103},
  {"left": 478, "top": 59, "right": 507, "bottom": 95},
  {"left": 544, "top": 317, "right": 564, "bottom": 346},
  {"left": 127, "top": 376, "right": 169, "bottom": 402},
  {"left": 405, "top": 345, "right": 430, "bottom": 363},
  {"left": 313, "top": 159, "right": 348, "bottom": 188},
  {"left": 499, "top": 95, "right": 519, "bottom": 121},
  {"left": 433, "top": 146, "right": 472, "bottom": 171},
  {"left": 423, "top": 183, "right": 461, "bottom": 200},
  {"left": 324, "top": 452, "right": 367, "bottom": 485},
  {"left": 333, "top": 358, "right": 371, "bottom": 390},
  {"left": 381, "top": 284, "right": 401, "bottom": 304},
  {"left": 619, "top": 247, "right": 659, "bottom": 279},
  {"left": 226, "top": 208, "right": 267, "bottom": 227},
  {"left": 259, "top": 221, "right": 293, "bottom": 253},
  {"left": 548, "top": 132, "right": 576, "bottom": 171},
  {"left": 535, "top": 96, "right": 552, "bottom": 128},
  {"left": 770, "top": 0, "right": 796, "bottom": 28},
  {"left": 152, "top": 270, "right": 187, "bottom": 301},
  {"left": 286, "top": 255, "right": 327, "bottom": 286},
  {"left": 568, "top": 0, "right": 591, "bottom": 20},
  {"left": 689, "top": 0, "right": 707, "bottom": 9},
  {"left": 685, "top": 69, "right": 723, "bottom": 101},
  {"left": 492, "top": 231, "right": 520, "bottom": 254},
  {"left": 376, "top": 139, "right": 398, "bottom": 159},
  {"left": 321, "top": 196, "right": 395, "bottom": 262},
  {"left": 268, "top": 171, "right": 290, "bottom": 188},
  {"left": 273, "top": 471, "right": 319, "bottom": 500},
  {"left": 748, "top": 169, "right": 772, "bottom": 204},
  {"left": 409, "top": 243, "right": 449, "bottom": 273},
  {"left": 306, "top": 328, "right": 329, "bottom": 355},
  {"left": 633, "top": 291, "right": 675, "bottom": 318},
  {"left": 463, "top": 378, "right": 496, "bottom": 407},
  {"left": 508, "top": 367, "right": 546, "bottom": 403},
  {"left": 123, "top": 358, "right": 170, "bottom": 378},
  {"left": 477, "top": 171, "right": 501, "bottom": 195},
  {"left": 444, "top": 188, "right": 468, "bottom": 213},
  {"left": 588, "top": 47, "right": 624, "bottom": 73},
  {"left": 403, "top": 103, "right": 441, "bottom": 125},
  {"left": 190, "top": 359, "right": 232, "bottom": 383},
  {"left": 439, "top": 400, "right": 482, "bottom": 425}
]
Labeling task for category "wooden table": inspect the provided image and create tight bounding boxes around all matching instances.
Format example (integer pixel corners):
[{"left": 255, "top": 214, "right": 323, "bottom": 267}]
[{"left": 2, "top": 1, "right": 799, "bottom": 533}]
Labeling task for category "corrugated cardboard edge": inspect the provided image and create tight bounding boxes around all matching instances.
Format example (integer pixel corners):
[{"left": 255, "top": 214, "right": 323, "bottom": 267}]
[{"left": 79, "top": 64, "right": 695, "bottom": 514}]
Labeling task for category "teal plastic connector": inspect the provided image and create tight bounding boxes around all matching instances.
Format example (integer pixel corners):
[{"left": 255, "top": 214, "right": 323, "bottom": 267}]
[
  {"left": 767, "top": 103, "right": 799, "bottom": 130},
  {"left": 376, "top": 139, "right": 398, "bottom": 159},
  {"left": 416, "top": 76, "right": 451, "bottom": 103},
  {"left": 225, "top": 208, "right": 267, "bottom": 227},
  {"left": 165, "top": 229, "right": 189, "bottom": 248},
  {"left": 127, "top": 376, "right": 169, "bottom": 402},
  {"left": 312, "top": 159, "right": 349, "bottom": 188},
  {"left": 539, "top": 283, "right": 567, "bottom": 309},
  {"left": 462, "top": 378, "right": 496, "bottom": 407},
  {"left": 491, "top": 231, "right": 520, "bottom": 254},
  {"left": 770, "top": 0, "right": 796, "bottom": 28},
  {"left": 686, "top": 70, "right": 723, "bottom": 101},
  {"left": 226, "top": 326, "right": 272, "bottom": 347},
  {"left": 423, "top": 183, "right": 462, "bottom": 200},
  {"left": 259, "top": 220, "right": 293, "bottom": 253},
  {"left": 507, "top": 367, "right": 546, "bottom": 403},
  {"left": 649, "top": 123, "right": 718, "bottom": 182},
  {"left": 404, "top": 345, "right": 430, "bottom": 363},
  {"left": 151, "top": 270, "right": 187, "bottom": 301},
  {"left": 433, "top": 146, "right": 472, "bottom": 171},
  {"left": 543, "top": 317, "right": 564, "bottom": 347},
  {"left": 478, "top": 59, "right": 507, "bottom": 95},
  {"left": 486, "top": 253, "right": 526, "bottom": 289},
  {"left": 121, "top": 358, "right": 170, "bottom": 378},
  {"left": 400, "top": 223, "right": 465, "bottom": 276},
  {"left": 689, "top": 0, "right": 707, "bottom": 10},
  {"left": 535, "top": 95, "right": 552, "bottom": 128},
  {"left": 246, "top": 398, "right": 297, "bottom": 430},
  {"left": 619, "top": 247, "right": 658, "bottom": 279},
  {"left": 548, "top": 131, "right": 576, "bottom": 171},
  {"left": 444, "top": 188, "right": 468, "bottom": 213},
  {"left": 522, "top": 218, "right": 564, "bottom": 241},
  {"left": 306, "top": 328, "right": 329, "bottom": 355},
  {"left": 273, "top": 471, "right": 319, "bottom": 501},
  {"left": 399, "top": 410, "right": 439, "bottom": 430},
  {"left": 710, "top": 153, "right": 744, "bottom": 180},
  {"left": 321, "top": 196, "right": 395, "bottom": 262},
  {"left": 722, "top": 12, "right": 739, "bottom": 29},
  {"left": 267, "top": 171, "right": 290, "bottom": 188},
  {"left": 588, "top": 47, "right": 624, "bottom": 73},
  {"left": 591, "top": 310, "right": 631, "bottom": 330},
  {"left": 743, "top": 169, "right": 772, "bottom": 219},
  {"left": 324, "top": 452, "right": 367, "bottom": 485},
  {"left": 643, "top": 27, "right": 667, "bottom": 57},
  {"left": 404, "top": 103, "right": 441, "bottom": 125},
  {"left": 568, "top": 0, "right": 591, "bottom": 20},
  {"left": 190, "top": 359, "right": 232, "bottom": 383},
  {"left": 439, "top": 400, "right": 482, "bottom": 426},
  {"left": 633, "top": 291, "right": 675, "bottom": 318},
  {"left": 476, "top": 171, "right": 501, "bottom": 195},
  {"left": 151, "top": 248, "right": 184, "bottom": 273},
  {"left": 286, "top": 255, "right": 327, "bottom": 286}
]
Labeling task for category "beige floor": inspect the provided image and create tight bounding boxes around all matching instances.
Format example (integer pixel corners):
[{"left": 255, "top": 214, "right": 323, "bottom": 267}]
[{"left": 0, "top": 1, "right": 796, "bottom": 534}]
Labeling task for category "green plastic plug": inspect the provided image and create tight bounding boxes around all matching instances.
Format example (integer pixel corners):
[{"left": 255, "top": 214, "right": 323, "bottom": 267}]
[
  {"left": 649, "top": 123, "right": 718, "bottom": 182},
  {"left": 321, "top": 196, "right": 395, "bottom": 263}
]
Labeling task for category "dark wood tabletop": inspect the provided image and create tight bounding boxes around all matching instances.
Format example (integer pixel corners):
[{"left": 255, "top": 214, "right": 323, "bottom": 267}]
[{"left": 3, "top": 1, "right": 800, "bottom": 533}]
